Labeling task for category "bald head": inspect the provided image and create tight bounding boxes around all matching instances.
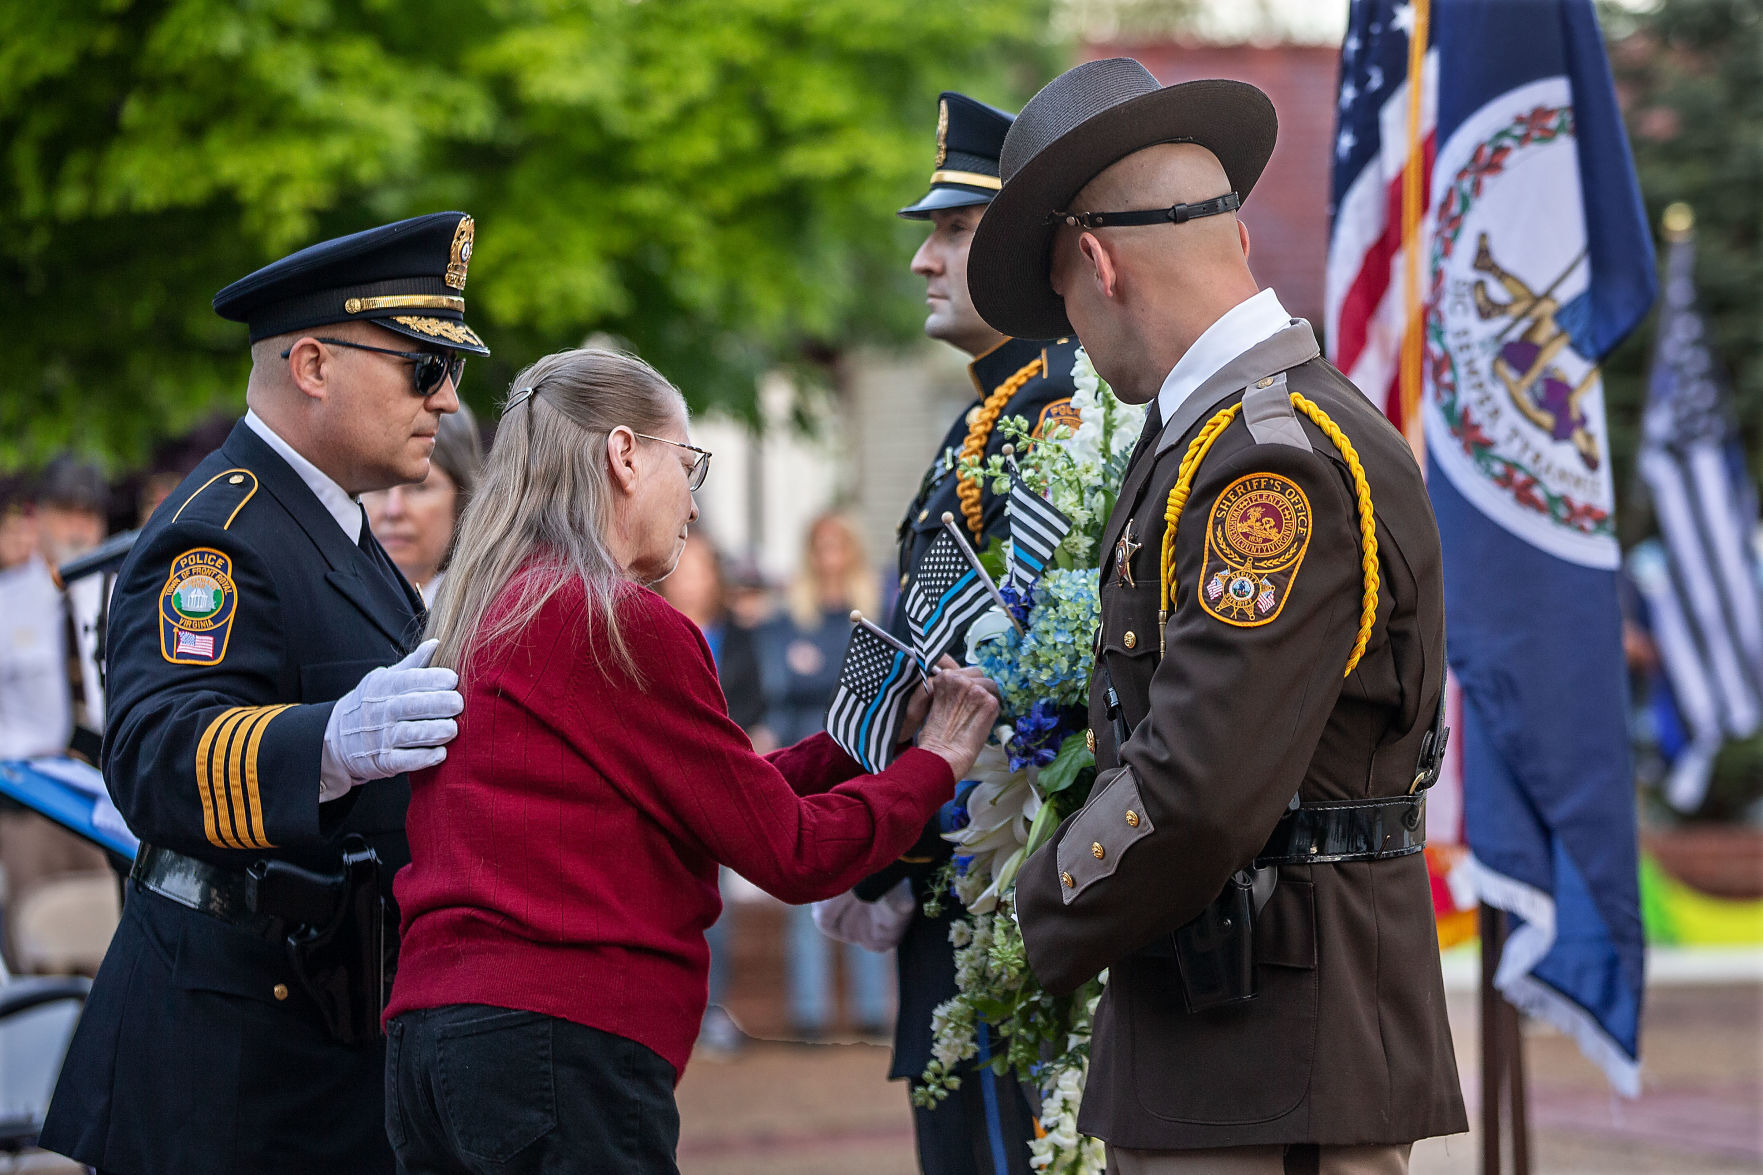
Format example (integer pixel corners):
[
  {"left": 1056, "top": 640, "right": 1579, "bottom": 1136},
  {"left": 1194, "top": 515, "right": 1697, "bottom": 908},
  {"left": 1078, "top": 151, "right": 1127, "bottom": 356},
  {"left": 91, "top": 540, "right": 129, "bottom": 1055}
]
[{"left": 1049, "top": 143, "right": 1261, "bottom": 401}]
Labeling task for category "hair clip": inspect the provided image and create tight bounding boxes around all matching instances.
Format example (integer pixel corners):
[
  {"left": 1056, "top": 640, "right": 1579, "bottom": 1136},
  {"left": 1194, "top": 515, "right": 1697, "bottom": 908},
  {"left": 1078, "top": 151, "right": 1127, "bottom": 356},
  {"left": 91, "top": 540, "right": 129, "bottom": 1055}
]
[{"left": 505, "top": 386, "right": 538, "bottom": 410}]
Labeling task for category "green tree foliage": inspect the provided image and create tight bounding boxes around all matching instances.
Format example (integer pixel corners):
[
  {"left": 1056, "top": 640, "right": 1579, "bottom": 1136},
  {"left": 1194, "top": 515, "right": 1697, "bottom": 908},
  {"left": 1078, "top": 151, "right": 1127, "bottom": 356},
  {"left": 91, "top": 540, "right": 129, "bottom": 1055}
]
[
  {"left": 3, "top": 0, "right": 1054, "bottom": 466},
  {"left": 1602, "top": 0, "right": 1763, "bottom": 542}
]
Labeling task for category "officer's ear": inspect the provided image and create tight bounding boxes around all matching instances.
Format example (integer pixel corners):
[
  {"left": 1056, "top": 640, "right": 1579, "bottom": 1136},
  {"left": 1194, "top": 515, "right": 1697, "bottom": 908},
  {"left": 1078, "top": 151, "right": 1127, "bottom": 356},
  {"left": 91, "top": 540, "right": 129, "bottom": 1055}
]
[
  {"left": 283, "top": 336, "right": 333, "bottom": 403},
  {"left": 1238, "top": 218, "right": 1252, "bottom": 261},
  {"left": 605, "top": 426, "right": 641, "bottom": 496},
  {"left": 1076, "top": 230, "right": 1120, "bottom": 301}
]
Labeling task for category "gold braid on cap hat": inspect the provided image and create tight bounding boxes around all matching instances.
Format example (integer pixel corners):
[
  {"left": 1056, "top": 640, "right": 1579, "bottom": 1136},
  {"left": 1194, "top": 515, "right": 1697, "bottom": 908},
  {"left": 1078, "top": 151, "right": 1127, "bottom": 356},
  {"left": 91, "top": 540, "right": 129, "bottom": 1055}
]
[
  {"left": 1156, "top": 395, "right": 1380, "bottom": 678},
  {"left": 956, "top": 354, "right": 1045, "bottom": 542}
]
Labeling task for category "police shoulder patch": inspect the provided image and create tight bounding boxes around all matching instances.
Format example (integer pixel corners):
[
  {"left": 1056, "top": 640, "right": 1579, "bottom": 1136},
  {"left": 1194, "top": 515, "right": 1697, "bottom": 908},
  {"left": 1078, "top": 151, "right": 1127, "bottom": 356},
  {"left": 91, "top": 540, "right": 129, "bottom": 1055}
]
[
  {"left": 1035, "top": 397, "right": 1082, "bottom": 438},
  {"left": 1198, "top": 473, "right": 1313, "bottom": 627},
  {"left": 161, "top": 548, "right": 239, "bottom": 665}
]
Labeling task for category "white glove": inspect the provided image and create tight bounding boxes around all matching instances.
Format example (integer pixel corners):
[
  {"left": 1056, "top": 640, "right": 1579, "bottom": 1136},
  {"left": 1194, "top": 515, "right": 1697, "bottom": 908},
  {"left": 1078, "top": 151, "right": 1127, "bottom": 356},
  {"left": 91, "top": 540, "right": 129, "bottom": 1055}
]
[
  {"left": 319, "top": 639, "right": 463, "bottom": 799},
  {"left": 810, "top": 880, "right": 916, "bottom": 953}
]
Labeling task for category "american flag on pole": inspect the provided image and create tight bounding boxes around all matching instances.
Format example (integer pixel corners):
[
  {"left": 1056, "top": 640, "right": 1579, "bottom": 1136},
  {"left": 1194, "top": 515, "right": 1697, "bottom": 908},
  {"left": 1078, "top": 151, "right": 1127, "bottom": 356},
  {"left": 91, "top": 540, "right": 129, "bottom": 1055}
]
[
  {"left": 1325, "top": 0, "right": 1437, "bottom": 437},
  {"left": 1004, "top": 473, "right": 1072, "bottom": 589},
  {"left": 905, "top": 530, "right": 994, "bottom": 665},
  {"left": 824, "top": 623, "right": 921, "bottom": 774},
  {"left": 1633, "top": 214, "right": 1763, "bottom": 812}
]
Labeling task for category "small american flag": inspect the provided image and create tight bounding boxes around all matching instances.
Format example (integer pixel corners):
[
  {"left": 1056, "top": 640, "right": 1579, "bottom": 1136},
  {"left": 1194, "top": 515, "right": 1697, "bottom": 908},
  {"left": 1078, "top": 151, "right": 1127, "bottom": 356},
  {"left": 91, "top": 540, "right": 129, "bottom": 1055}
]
[
  {"left": 175, "top": 630, "right": 215, "bottom": 658},
  {"left": 1005, "top": 472, "right": 1073, "bottom": 589},
  {"left": 824, "top": 624, "right": 921, "bottom": 773},
  {"left": 905, "top": 530, "right": 994, "bottom": 665}
]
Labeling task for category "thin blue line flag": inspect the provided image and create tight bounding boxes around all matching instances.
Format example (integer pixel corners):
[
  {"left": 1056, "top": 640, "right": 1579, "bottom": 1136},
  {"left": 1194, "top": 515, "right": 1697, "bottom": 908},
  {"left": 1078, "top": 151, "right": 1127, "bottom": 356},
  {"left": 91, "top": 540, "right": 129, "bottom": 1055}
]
[
  {"left": 1005, "top": 473, "right": 1073, "bottom": 590},
  {"left": 905, "top": 529, "right": 995, "bottom": 666},
  {"left": 825, "top": 623, "right": 920, "bottom": 774}
]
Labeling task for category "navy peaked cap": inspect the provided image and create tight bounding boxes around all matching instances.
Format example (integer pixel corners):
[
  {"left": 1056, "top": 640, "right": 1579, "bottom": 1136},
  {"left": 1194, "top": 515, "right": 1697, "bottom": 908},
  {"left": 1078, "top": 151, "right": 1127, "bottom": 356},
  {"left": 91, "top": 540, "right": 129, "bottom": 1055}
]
[
  {"left": 898, "top": 92, "right": 1015, "bottom": 219},
  {"left": 213, "top": 211, "right": 489, "bottom": 355}
]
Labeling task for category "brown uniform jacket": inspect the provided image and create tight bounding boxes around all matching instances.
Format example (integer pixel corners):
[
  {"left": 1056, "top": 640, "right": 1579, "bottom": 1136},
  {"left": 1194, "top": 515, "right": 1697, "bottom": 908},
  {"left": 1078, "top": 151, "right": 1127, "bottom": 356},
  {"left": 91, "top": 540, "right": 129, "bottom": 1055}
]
[{"left": 1016, "top": 322, "right": 1467, "bottom": 1150}]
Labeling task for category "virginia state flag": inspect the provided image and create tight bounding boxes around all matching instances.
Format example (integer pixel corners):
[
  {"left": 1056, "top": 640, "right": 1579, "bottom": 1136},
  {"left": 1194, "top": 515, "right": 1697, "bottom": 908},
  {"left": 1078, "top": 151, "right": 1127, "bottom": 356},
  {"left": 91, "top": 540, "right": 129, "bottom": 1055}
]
[{"left": 1423, "top": 0, "right": 1654, "bottom": 1093}]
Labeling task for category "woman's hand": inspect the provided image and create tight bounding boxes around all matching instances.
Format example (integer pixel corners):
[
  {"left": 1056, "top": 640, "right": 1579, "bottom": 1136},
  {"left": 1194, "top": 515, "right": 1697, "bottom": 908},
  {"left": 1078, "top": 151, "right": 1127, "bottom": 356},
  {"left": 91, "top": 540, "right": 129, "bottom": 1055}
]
[{"left": 913, "top": 663, "right": 1002, "bottom": 781}]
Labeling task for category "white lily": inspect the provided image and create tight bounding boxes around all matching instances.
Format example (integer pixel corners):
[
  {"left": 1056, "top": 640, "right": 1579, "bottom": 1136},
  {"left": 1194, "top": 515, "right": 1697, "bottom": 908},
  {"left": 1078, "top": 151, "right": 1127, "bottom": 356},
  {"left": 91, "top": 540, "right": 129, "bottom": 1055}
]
[{"left": 945, "top": 740, "right": 1043, "bottom": 914}]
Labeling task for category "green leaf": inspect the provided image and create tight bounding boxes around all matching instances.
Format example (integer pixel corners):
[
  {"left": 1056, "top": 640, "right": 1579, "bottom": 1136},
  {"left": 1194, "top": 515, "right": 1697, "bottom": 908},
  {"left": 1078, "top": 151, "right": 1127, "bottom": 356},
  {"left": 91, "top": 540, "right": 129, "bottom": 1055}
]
[
  {"left": 977, "top": 541, "right": 1007, "bottom": 582},
  {"left": 1037, "top": 732, "right": 1094, "bottom": 795}
]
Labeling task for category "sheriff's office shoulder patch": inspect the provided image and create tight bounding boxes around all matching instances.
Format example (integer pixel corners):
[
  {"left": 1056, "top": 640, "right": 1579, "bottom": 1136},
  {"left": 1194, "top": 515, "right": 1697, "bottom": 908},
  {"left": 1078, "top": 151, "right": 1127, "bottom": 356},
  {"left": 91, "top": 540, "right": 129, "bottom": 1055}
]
[
  {"left": 1035, "top": 398, "right": 1082, "bottom": 438},
  {"left": 1199, "top": 473, "right": 1313, "bottom": 627},
  {"left": 160, "top": 548, "right": 239, "bottom": 665}
]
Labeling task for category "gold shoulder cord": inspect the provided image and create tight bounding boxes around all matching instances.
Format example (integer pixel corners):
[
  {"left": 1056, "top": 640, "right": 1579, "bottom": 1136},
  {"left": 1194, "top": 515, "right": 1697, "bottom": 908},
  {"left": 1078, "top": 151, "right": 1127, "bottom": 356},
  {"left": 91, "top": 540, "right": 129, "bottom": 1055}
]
[
  {"left": 956, "top": 355, "right": 1045, "bottom": 541},
  {"left": 1156, "top": 393, "right": 1380, "bottom": 677}
]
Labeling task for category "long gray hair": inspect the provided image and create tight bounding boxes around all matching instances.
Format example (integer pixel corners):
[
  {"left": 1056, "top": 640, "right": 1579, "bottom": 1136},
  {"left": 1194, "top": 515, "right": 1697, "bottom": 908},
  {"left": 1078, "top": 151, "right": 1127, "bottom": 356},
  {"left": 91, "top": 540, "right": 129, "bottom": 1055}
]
[{"left": 426, "top": 347, "right": 686, "bottom": 678}]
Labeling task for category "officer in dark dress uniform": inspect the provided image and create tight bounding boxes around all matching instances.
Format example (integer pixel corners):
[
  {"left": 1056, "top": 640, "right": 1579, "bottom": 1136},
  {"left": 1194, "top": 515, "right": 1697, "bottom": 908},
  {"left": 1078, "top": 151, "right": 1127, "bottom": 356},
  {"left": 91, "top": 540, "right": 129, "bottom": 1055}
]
[
  {"left": 854, "top": 92, "right": 1078, "bottom": 1175},
  {"left": 968, "top": 61, "right": 1466, "bottom": 1174},
  {"left": 40, "top": 213, "right": 484, "bottom": 1175}
]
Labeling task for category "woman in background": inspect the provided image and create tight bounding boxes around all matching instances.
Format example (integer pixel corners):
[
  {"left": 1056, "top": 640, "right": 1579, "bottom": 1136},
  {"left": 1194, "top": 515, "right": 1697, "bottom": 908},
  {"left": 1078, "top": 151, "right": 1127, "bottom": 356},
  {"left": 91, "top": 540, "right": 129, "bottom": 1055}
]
[
  {"left": 762, "top": 512, "right": 894, "bottom": 1039},
  {"left": 385, "top": 348, "right": 997, "bottom": 1173},
  {"left": 364, "top": 403, "right": 483, "bottom": 605}
]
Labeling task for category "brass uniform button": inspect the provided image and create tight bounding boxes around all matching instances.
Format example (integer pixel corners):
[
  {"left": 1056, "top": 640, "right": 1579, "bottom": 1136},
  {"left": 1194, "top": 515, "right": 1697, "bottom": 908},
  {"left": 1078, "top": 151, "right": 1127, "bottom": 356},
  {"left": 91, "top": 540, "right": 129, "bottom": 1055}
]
[
  {"left": 1126, "top": 810, "right": 1140, "bottom": 828},
  {"left": 1086, "top": 729, "right": 1096, "bottom": 754},
  {"left": 272, "top": 983, "right": 289, "bottom": 1001},
  {"left": 228, "top": 474, "right": 245, "bottom": 485},
  {"left": 1090, "top": 841, "right": 1105, "bottom": 859},
  {"left": 1061, "top": 871, "right": 1075, "bottom": 888},
  {"left": 1123, "top": 631, "right": 1137, "bottom": 650},
  {"left": 1256, "top": 375, "right": 1275, "bottom": 388}
]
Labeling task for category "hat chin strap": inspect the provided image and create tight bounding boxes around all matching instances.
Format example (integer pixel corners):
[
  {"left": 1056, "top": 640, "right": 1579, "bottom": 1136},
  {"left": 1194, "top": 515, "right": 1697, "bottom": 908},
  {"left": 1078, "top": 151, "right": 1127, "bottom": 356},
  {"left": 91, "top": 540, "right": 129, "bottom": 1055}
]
[{"left": 1047, "top": 191, "right": 1240, "bottom": 230}]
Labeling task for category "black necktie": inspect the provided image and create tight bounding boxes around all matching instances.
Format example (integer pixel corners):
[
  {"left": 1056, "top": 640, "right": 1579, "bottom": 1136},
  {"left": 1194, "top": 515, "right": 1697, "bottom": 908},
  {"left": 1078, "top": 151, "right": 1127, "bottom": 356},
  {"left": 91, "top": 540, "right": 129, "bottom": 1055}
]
[
  {"left": 357, "top": 506, "right": 411, "bottom": 604},
  {"left": 1125, "top": 399, "right": 1164, "bottom": 473}
]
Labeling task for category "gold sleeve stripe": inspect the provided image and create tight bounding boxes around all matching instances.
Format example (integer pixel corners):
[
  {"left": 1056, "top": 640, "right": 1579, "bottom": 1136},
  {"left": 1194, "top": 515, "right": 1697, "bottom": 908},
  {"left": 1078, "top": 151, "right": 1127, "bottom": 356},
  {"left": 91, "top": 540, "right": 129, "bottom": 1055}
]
[
  {"left": 197, "top": 707, "right": 254, "bottom": 849},
  {"left": 195, "top": 703, "right": 292, "bottom": 850},
  {"left": 239, "top": 705, "right": 291, "bottom": 849},
  {"left": 170, "top": 469, "right": 259, "bottom": 530},
  {"left": 195, "top": 707, "right": 248, "bottom": 849}
]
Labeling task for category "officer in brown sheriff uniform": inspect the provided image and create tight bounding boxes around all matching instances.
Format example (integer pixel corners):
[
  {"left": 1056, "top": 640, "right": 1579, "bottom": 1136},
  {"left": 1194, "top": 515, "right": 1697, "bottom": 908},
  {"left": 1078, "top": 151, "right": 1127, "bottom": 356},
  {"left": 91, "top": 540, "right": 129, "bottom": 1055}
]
[
  {"left": 966, "top": 60, "right": 1467, "bottom": 1175},
  {"left": 854, "top": 91, "right": 1077, "bottom": 1175}
]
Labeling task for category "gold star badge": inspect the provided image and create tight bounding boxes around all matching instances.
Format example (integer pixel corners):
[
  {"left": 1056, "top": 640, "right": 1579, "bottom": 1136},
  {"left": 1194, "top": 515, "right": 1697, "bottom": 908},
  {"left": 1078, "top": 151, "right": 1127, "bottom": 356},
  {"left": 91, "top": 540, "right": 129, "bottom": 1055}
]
[{"left": 1115, "top": 519, "right": 1141, "bottom": 588}]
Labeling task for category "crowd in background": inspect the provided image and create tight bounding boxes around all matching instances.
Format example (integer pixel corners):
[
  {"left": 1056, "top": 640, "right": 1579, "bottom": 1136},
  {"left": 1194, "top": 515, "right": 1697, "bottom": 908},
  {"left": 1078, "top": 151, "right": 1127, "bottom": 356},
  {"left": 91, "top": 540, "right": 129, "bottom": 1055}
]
[{"left": 0, "top": 410, "right": 898, "bottom": 1048}]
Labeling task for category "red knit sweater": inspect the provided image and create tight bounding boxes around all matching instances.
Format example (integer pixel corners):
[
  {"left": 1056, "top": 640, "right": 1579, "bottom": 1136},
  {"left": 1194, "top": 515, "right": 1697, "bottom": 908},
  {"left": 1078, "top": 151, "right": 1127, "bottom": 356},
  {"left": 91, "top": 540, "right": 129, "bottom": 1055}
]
[{"left": 385, "top": 576, "right": 952, "bottom": 1079}]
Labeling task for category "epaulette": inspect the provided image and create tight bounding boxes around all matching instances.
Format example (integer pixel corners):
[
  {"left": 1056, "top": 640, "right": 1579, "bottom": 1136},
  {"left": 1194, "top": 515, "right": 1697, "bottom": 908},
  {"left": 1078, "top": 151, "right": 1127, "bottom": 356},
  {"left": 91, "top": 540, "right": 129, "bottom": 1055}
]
[{"left": 169, "top": 468, "right": 260, "bottom": 531}]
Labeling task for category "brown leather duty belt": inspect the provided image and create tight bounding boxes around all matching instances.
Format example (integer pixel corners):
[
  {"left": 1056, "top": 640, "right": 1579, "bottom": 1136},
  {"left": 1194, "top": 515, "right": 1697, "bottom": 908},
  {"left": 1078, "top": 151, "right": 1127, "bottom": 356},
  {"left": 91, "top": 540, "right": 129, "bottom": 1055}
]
[{"left": 1253, "top": 794, "right": 1426, "bottom": 867}]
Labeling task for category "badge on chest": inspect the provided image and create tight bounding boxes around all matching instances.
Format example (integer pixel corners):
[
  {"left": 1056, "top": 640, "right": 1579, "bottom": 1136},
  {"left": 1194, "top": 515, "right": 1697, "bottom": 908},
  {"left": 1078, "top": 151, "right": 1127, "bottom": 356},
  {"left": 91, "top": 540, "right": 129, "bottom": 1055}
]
[{"left": 1114, "top": 519, "right": 1142, "bottom": 588}]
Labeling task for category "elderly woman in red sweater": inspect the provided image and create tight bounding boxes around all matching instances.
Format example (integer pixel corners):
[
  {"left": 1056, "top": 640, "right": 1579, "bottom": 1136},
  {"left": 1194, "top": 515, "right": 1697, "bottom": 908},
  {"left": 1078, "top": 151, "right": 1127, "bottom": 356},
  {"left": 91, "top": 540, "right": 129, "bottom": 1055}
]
[{"left": 384, "top": 347, "right": 997, "bottom": 1174}]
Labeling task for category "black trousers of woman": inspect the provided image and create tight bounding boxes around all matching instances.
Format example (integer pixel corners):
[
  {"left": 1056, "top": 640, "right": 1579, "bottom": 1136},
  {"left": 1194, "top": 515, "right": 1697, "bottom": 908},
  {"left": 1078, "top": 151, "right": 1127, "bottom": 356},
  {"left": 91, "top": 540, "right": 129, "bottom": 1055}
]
[{"left": 386, "top": 1005, "right": 680, "bottom": 1174}]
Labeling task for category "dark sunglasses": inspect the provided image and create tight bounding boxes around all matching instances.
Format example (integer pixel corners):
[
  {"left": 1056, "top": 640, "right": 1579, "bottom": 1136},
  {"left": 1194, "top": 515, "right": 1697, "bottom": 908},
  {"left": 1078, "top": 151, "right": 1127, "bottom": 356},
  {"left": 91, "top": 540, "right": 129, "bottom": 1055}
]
[{"left": 280, "top": 337, "right": 466, "bottom": 396}]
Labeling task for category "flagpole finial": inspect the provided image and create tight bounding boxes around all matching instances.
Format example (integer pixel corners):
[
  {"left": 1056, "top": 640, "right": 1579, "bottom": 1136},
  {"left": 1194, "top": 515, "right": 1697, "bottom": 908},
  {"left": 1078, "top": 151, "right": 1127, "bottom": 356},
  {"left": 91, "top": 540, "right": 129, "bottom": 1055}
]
[
  {"left": 1662, "top": 202, "right": 1694, "bottom": 240},
  {"left": 941, "top": 511, "right": 955, "bottom": 524},
  {"left": 1001, "top": 443, "right": 1015, "bottom": 458},
  {"left": 849, "top": 610, "right": 863, "bottom": 624}
]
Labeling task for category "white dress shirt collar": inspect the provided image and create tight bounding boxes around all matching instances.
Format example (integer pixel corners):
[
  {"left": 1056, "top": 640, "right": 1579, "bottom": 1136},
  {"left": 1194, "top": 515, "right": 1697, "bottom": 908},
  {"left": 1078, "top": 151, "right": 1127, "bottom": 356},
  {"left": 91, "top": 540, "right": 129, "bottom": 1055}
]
[
  {"left": 243, "top": 410, "right": 362, "bottom": 543},
  {"left": 1154, "top": 287, "right": 1295, "bottom": 424}
]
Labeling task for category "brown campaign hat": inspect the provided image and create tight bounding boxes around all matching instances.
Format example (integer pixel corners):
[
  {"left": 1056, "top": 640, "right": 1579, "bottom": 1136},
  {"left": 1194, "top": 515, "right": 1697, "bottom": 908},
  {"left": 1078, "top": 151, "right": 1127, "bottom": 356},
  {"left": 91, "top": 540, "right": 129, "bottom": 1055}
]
[{"left": 967, "top": 59, "right": 1277, "bottom": 341}]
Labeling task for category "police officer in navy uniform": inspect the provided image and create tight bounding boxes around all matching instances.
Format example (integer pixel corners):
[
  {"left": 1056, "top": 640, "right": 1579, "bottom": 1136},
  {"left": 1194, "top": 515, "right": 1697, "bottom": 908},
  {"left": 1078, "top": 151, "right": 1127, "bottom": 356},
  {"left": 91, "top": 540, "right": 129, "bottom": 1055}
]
[
  {"left": 854, "top": 92, "right": 1078, "bottom": 1175},
  {"left": 40, "top": 213, "right": 482, "bottom": 1175}
]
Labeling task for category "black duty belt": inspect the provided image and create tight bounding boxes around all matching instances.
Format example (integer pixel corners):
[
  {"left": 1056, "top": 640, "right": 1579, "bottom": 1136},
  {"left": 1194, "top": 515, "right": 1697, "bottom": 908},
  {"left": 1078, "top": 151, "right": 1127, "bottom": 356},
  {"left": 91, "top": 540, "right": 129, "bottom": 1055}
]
[
  {"left": 1254, "top": 794, "right": 1425, "bottom": 867},
  {"left": 130, "top": 843, "right": 282, "bottom": 939}
]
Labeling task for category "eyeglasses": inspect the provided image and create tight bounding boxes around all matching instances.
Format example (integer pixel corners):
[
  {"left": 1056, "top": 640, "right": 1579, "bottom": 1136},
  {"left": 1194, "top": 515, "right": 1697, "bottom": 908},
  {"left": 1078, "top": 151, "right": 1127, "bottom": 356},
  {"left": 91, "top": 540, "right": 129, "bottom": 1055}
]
[
  {"left": 280, "top": 337, "right": 466, "bottom": 396},
  {"left": 631, "top": 432, "right": 712, "bottom": 491}
]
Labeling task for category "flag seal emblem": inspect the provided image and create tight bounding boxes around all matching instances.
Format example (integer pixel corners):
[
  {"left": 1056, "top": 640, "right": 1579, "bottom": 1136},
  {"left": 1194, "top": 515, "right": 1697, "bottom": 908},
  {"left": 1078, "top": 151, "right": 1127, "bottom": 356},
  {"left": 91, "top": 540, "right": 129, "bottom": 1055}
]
[
  {"left": 160, "top": 548, "right": 238, "bottom": 665},
  {"left": 1200, "top": 473, "right": 1311, "bottom": 626},
  {"left": 1425, "top": 78, "right": 1618, "bottom": 569}
]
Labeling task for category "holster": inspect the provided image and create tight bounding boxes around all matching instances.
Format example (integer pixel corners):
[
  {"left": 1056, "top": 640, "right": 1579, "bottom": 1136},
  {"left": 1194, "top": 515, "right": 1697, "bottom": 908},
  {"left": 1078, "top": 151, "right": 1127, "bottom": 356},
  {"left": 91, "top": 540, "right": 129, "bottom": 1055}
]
[
  {"left": 1172, "top": 868, "right": 1258, "bottom": 1013},
  {"left": 246, "top": 835, "right": 386, "bottom": 1045}
]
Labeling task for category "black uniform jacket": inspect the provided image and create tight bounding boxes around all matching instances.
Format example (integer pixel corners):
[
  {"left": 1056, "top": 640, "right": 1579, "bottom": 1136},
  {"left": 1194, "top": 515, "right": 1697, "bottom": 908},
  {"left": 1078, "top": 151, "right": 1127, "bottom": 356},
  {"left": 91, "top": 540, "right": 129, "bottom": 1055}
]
[
  {"left": 41, "top": 420, "right": 420, "bottom": 1175},
  {"left": 865, "top": 334, "right": 1078, "bottom": 1082},
  {"left": 1016, "top": 323, "right": 1467, "bottom": 1148}
]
